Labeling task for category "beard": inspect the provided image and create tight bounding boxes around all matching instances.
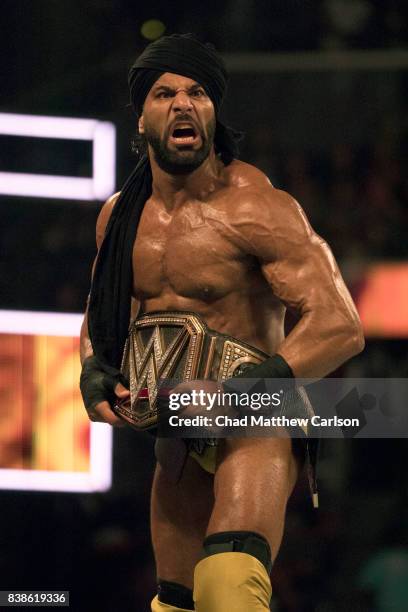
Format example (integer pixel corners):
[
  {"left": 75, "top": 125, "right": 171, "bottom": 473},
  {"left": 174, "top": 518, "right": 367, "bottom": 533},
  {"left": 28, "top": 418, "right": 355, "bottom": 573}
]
[{"left": 143, "top": 116, "right": 216, "bottom": 175}]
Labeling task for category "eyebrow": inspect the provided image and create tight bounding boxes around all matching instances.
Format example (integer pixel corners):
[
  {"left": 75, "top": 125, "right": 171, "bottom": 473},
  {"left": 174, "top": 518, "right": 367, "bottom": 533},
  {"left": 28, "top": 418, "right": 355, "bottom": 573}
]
[{"left": 153, "top": 83, "right": 205, "bottom": 93}]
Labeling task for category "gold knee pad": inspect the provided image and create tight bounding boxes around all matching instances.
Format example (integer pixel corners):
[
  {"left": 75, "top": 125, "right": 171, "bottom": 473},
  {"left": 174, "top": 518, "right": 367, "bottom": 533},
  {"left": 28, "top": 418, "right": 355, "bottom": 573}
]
[
  {"left": 193, "top": 552, "right": 272, "bottom": 612},
  {"left": 151, "top": 594, "right": 194, "bottom": 612}
]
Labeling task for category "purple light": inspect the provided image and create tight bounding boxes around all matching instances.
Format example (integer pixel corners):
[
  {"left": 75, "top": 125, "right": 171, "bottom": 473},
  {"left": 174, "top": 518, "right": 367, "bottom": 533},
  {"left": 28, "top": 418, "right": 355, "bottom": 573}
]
[{"left": 0, "top": 113, "right": 116, "bottom": 200}]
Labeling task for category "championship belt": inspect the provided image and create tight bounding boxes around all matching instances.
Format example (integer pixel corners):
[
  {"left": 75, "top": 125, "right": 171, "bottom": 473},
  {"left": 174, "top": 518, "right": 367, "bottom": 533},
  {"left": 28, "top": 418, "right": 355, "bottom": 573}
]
[{"left": 113, "top": 311, "right": 268, "bottom": 430}]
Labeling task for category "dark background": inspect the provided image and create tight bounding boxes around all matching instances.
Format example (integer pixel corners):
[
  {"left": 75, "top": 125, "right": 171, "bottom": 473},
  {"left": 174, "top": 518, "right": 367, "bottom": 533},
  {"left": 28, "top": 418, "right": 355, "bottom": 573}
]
[{"left": 1, "top": 2, "right": 407, "bottom": 610}]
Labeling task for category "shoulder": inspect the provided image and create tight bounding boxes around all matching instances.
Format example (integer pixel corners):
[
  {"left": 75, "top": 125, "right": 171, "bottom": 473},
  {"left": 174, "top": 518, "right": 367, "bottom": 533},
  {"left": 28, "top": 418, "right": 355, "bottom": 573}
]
[
  {"left": 223, "top": 160, "right": 309, "bottom": 229},
  {"left": 208, "top": 162, "right": 317, "bottom": 255},
  {"left": 224, "top": 159, "right": 273, "bottom": 192},
  {"left": 96, "top": 191, "right": 120, "bottom": 248}
]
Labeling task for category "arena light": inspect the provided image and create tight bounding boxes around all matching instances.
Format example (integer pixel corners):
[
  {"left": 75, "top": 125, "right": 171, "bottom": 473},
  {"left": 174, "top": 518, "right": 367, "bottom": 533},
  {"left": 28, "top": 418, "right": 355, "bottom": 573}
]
[
  {"left": 356, "top": 263, "right": 408, "bottom": 337},
  {"left": 0, "top": 309, "right": 83, "bottom": 336},
  {"left": 0, "top": 309, "right": 113, "bottom": 492},
  {"left": 0, "top": 113, "right": 115, "bottom": 201},
  {"left": 0, "top": 420, "right": 112, "bottom": 492},
  {"left": 141, "top": 19, "right": 166, "bottom": 41}
]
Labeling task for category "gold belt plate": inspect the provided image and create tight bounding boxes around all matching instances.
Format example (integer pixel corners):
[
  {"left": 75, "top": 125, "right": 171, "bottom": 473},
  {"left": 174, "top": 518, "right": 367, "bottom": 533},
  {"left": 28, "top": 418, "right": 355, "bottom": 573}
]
[{"left": 113, "top": 311, "right": 267, "bottom": 430}]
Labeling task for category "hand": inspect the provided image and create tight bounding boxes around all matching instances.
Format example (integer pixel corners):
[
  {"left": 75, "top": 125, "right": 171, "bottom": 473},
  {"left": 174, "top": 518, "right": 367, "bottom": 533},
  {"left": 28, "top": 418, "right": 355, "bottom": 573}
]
[
  {"left": 80, "top": 356, "right": 129, "bottom": 426},
  {"left": 92, "top": 381, "right": 129, "bottom": 426},
  {"left": 169, "top": 379, "right": 224, "bottom": 415}
]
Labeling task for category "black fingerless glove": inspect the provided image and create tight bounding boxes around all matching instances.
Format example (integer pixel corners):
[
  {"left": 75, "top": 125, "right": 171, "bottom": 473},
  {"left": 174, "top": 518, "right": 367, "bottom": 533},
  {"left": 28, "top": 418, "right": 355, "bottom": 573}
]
[
  {"left": 222, "top": 354, "right": 294, "bottom": 413},
  {"left": 234, "top": 354, "right": 294, "bottom": 382},
  {"left": 80, "top": 355, "right": 128, "bottom": 411}
]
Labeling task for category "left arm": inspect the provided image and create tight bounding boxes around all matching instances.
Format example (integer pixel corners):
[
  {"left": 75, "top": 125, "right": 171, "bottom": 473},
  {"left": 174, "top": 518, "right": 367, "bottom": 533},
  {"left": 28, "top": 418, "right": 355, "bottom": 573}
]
[{"left": 229, "top": 188, "right": 364, "bottom": 378}]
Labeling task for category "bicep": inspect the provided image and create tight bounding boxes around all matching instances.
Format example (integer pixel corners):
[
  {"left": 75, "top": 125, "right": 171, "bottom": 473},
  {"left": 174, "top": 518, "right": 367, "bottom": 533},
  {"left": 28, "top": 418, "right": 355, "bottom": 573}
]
[
  {"left": 261, "top": 233, "right": 346, "bottom": 315},
  {"left": 84, "top": 192, "right": 118, "bottom": 316},
  {"left": 95, "top": 192, "right": 120, "bottom": 250},
  {"left": 89, "top": 192, "right": 119, "bottom": 281},
  {"left": 243, "top": 191, "right": 357, "bottom": 319}
]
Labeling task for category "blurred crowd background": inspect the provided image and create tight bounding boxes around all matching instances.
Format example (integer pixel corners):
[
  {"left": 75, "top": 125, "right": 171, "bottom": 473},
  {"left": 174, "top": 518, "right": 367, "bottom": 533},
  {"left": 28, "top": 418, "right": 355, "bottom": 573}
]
[{"left": 1, "top": 1, "right": 407, "bottom": 610}]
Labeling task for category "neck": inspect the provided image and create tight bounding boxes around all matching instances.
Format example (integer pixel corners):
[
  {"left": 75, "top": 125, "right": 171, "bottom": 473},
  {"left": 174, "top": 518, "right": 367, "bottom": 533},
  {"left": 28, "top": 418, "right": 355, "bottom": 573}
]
[{"left": 148, "top": 147, "right": 222, "bottom": 208}]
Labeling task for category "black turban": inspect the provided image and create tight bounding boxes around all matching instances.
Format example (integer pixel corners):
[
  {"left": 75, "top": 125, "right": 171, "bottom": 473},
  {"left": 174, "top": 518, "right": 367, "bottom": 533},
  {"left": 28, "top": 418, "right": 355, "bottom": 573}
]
[
  {"left": 88, "top": 34, "right": 242, "bottom": 377},
  {"left": 128, "top": 34, "right": 242, "bottom": 162},
  {"left": 128, "top": 33, "right": 228, "bottom": 115}
]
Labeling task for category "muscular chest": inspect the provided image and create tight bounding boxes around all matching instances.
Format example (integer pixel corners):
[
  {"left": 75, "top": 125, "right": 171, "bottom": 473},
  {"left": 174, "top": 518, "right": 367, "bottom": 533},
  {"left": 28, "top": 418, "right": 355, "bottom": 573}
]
[{"left": 132, "top": 199, "right": 246, "bottom": 301}]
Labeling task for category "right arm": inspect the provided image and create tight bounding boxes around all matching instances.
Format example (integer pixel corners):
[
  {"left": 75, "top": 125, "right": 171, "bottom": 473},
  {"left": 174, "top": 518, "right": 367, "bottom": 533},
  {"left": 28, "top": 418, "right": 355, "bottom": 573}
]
[
  {"left": 80, "top": 192, "right": 119, "bottom": 364},
  {"left": 79, "top": 193, "right": 129, "bottom": 426}
]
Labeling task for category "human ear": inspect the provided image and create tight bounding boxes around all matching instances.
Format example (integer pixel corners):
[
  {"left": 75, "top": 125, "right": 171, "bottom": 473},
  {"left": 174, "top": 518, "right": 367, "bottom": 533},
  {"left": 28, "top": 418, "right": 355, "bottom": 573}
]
[{"left": 138, "top": 115, "right": 145, "bottom": 134}]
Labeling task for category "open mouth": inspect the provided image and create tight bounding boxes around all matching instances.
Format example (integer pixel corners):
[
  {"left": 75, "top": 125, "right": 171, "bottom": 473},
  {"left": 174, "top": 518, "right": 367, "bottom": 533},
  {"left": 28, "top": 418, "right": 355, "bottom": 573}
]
[{"left": 169, "top": 124, "right": 200, "bottom": 145}]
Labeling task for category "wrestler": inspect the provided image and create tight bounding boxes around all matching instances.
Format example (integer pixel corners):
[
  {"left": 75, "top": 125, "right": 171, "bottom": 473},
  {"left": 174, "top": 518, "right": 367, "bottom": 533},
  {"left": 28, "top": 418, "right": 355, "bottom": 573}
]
[{"left": 80, "top": 34, "right": 364, "bottom": 612}]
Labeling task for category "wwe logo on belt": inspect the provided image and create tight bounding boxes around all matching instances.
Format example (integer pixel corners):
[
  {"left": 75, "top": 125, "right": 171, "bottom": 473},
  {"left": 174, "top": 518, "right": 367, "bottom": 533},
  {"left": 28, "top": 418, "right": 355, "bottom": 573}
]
[
  {"left": 115, "top": 311, "right": 268, "bottom": 429},
  {"left": 117, "top": 313, "right": 206, "bottom": 428},
  {"left": 131, "top": 324, "right": 190, "bottom": 404}
]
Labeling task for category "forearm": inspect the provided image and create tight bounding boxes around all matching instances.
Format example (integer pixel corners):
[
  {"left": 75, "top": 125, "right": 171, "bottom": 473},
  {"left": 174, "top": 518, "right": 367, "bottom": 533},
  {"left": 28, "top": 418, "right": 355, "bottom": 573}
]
[
  {"left": 80, "top": 310, "right": 94, "bottom": 365},
  {"left": 277, "top": 310, "right": 364, "bottom": 378}
]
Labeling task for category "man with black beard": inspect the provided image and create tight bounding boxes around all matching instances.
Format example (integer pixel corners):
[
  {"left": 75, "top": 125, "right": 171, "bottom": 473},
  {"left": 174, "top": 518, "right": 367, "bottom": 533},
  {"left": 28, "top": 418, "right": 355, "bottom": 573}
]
[
  {"left": 80, "top": 34, "right": 364, "bottom": 611},
  {"left": 142, "top": 109, "right": 216, "bottom": 175}
]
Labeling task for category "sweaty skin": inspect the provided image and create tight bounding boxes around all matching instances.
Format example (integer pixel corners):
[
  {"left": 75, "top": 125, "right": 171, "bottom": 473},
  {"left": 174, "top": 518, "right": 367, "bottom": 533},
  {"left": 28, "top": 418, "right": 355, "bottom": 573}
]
[{"left": 80, "top": 72, "right": 364, "bottom": 590}]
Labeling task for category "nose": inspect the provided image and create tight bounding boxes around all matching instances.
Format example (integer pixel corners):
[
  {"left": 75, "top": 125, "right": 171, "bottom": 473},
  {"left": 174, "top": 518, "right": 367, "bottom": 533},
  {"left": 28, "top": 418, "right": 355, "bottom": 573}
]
[{"left": 173, "top": 90, "right": 193, "bottom": 112}]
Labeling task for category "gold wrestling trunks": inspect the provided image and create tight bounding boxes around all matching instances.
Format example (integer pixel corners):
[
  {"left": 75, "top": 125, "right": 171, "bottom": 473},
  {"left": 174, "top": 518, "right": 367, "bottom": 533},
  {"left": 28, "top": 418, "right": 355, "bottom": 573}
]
[{"left": 113, "top": 311, "right": 319, "bottom": 507}]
